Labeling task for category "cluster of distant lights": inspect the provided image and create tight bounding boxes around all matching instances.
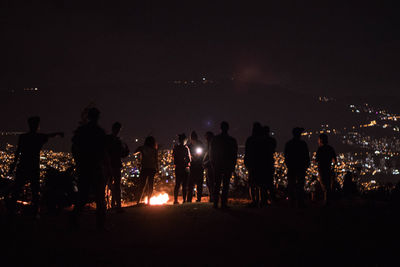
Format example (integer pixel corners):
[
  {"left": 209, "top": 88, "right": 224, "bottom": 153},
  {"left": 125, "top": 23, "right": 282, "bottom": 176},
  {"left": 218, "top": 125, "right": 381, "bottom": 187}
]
[{"left": 172, "top": 77, "right": 214, "bottom": 85}]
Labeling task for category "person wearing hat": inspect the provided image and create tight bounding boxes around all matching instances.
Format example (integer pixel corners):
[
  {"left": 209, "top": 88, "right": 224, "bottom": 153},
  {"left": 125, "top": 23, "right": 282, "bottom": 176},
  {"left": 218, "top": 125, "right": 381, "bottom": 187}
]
[
  {"left": 284, "top": 127, "right": 310, "bottom": 207},
  {"left": 173, "top": 133, "right": 191, "bottom": 204}
]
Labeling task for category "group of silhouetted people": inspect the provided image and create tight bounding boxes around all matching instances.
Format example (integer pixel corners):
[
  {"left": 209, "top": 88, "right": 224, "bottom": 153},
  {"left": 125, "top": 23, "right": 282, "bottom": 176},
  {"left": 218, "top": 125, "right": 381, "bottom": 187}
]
[
  {"left": 173, "top": 121, "right": 238, "bottom": 209},
  {"left": 283, "top": 127, "right": 337, "bottom": 207},
  {"left": 5, "top": 109, "right": 341, "bottom": 230}
]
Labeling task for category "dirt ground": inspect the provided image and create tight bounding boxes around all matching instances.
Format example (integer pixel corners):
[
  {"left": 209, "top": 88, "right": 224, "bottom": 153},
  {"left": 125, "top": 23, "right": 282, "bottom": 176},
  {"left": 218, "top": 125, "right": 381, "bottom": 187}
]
[{"left": 1, "top": 200, "right": 399, "bottom": 266}]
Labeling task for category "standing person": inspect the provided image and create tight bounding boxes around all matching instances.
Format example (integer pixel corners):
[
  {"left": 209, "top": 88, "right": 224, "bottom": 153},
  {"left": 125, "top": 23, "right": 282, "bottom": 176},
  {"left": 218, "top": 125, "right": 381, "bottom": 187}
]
[
  {"left": 244, "top": 122, "right": 263, "bottom": 207},
  {"left": 262, "top": 126, "right": 277, "bottom": 206},
  {"left": 106, "top": 122, "right": 129, "bottom": 212},
  {"left": 135, "top": 136, "right": 158, "bottom": 205},
  {"left": 187, "top": 131, "right": 205, "bottom": 202},
  {"left": 203, "top": 131, "right": 215, "bottom": 202},
  {"left": 8, "top": 116, "right": 64, "bottom": 218},
  {"left": 211, "top": 121, "right": 238, "bottom": 209},
  {"left": 71, "top": 107, "right": 107, "bottom": 229},
  {"left": 173, "top": 134, "right": 191, "bottom": 204},
  {"left": 284, "top": 127, "right": 310, "bottom": 208},
  {"left": 315, "top": 133, "right": 337, "bottom": 206}
]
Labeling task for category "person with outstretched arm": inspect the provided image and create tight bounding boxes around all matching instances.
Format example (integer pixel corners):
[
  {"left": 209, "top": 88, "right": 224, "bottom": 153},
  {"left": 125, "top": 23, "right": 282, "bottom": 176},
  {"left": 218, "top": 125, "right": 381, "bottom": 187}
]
[{"left": 8, "top": 116, "right": 64, "bottom": 218}]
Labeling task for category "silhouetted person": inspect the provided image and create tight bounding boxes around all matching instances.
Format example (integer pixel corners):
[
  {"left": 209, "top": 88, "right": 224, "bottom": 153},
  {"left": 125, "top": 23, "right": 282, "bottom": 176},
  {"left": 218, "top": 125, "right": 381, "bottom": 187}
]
[
  {"left": 106, "top": 122, "right": 129, "bottom": 212},
  {"left": 211, "top": 121, "right": 238, "bottom": 209},
  {"left": 173, "top": 134, "right": 191, "bottom": 204},
  {"left": 262, "top": 126, "right": 277, "bottom": 206},
  {"left": 71, "top": 107, "right": 107, "bottom": 229},
  {"left": 135, "top": 136, "right": 158, "bottom": 205},
  {"left": 245, "top": 123, "right": 277, "bottom": 207},
  {"left": 8, "top": 116, "right": 64, "bottom": 218},
  {"left": 315, "top": 133, "right": 337, "bottom": 206},
  {"left": 284, "top": 127, "right": 310, "bottom": 208},
  {"left": 203, "top": 131, "right": 215, "bottom": 202},
  {"left": 187, "top": 131, "right": 205, "bottom": 202},
  {"left": 244, "top": 122, "right": 263, "bottom": 207}
]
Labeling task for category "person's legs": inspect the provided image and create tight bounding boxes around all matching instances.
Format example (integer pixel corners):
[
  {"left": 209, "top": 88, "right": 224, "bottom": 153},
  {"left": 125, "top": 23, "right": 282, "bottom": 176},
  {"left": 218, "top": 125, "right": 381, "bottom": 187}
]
[
  {"left": 248, "top": 170, "right": 258, "bottom": 206},
  {"left": 8, "top": 169, "right": 26, "bottom": 215},
  {"left": 95, "top": 171, "right": 106, "bottom": 229},
  {"left": 30, "top": 171, "right": 40, "bottom": 217},
  {"left": 296, "top": 170, "right": 306, "bottom": 208},
  {"left": 221, "top": 171, "right": 231, "bottom": 208},
  {"left": 187, "top": 167, "right": 195, "bottom": 202},
  {"left": 182, "top": 168, "right": 189, "bottom": 202},
  {"left": 205, "top": 167, "right": 215, "bottom": 202},
  {"left": 213, "top": 170, "right": 222, "bottom": 208},
  {"left": 71, "top": 167, "right": 92, "bottom": 228},
  {"left": 196, "top": 167, "right": 204, "bottom": 202},
  {"left": 112, "top": 168, "right": 122, "bottom": 209},
  {"left": 135, "top": 169, "right": 149, "bottom": 204},
  {"left": 320, "top": 170, "right": 332, "bottom": 206},
  {"left": 287, "top": 170, "right": 296, "bottom": 206},
  {"left": 259, "top": 181, "right": 268, "bottom": 207},
  {"left": 265, "top": 172, "right": 275, "bottom": 205},
  {"left": 174, "top": 168, "right": 183, "bottom": 203},
  {"left": 146, "top": 169, "right": 156, "bottom": 200}
]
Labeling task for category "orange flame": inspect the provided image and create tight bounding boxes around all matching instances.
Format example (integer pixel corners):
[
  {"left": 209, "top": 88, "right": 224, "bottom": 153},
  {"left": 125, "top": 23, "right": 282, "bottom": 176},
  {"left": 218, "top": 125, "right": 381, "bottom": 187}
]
[{"left": 144, "top": 193, "right": 169, "bottom": 205}]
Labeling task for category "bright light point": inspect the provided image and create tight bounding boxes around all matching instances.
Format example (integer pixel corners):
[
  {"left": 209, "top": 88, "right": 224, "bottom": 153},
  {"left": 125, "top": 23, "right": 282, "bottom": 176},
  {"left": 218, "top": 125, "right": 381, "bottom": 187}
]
[
  {"left": 135, "top": 139, "right": 138, "bottom": 142},
  {"left": 202, "top": 77, "right": 206, "bottom": 81},
  {"left": 196, "top": 147, "right": 203, "bottom": 155}
]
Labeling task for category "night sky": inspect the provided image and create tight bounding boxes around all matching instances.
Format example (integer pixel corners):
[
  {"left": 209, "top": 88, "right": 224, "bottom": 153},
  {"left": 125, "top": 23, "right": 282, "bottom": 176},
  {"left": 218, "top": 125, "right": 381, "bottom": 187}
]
[{"left": 1, "top": 1, "right": 399, "bottom": 150}]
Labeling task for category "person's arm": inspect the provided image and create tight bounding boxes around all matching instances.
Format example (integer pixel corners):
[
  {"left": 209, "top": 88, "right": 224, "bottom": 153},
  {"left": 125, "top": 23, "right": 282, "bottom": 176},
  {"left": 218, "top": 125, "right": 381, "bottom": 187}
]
[{"left": 186, "top": 146, "right": 192, "bottom": 167}]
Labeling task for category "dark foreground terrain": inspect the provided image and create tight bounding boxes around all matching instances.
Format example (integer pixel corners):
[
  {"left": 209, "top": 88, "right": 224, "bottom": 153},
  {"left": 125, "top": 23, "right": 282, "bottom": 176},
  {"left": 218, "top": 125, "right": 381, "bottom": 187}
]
[{"left": 2, "top": 201, "right": 399, "bottom": 266}]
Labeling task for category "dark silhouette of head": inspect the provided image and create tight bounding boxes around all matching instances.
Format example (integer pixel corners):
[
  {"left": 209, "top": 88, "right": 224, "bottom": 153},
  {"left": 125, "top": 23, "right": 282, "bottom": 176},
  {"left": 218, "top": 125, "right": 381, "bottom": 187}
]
[
  {"left": 191, "top": 131, "right": 198, "bottom": 141},
  {"left": 144, "top": 136, "right": 156, "bottom": 149},
  {"left": 252, "top": 122, "right": 262, "bottom": 136},
  {"left": 27, "top": 116, "right": 40, "bottom": 132},
  {"left": 264, "top": 126, "right": 270, "bottom": 135},
  {"left": 178, "top": 133, "right": 187, "bottom": 145},
  {"left": 87, "top": 107, "right": 100, "bottom": 123},
  {"left": 221, "top": 121, "right": 229, "bottom": 134},
  {"left": 292, "top": 127, "right": 304, "bottom": 139},
  {"left": 319, "top": 133, "right": 329, "bottom": 145},
  {"left": 112, "top": 122, "right": 122, "bottom": 136},
  {"left": 205, "top": 131, "right": 214, "bottom": 143}
]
